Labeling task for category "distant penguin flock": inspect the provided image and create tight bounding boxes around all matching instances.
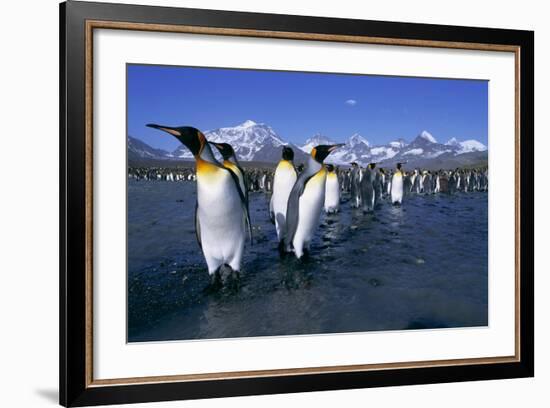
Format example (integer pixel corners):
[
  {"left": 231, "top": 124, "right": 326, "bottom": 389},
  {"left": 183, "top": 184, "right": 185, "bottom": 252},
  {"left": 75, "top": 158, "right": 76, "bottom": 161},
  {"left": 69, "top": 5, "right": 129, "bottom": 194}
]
[
  {"left": 338, "top": 161, "right": 488, "bottom": 207},
  {"left": 144, "top": 123, "right": 488, "bottom": 285}
]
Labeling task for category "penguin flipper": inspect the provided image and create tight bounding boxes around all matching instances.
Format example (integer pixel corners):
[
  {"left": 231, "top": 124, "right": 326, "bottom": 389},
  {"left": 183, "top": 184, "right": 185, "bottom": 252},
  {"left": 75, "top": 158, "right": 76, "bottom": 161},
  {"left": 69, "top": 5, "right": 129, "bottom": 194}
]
[
  {"left": 284, "top": 172, "right": 314, "bottom": 249},
  {"left": 194, "top": 202, "right": 202, "bottom": 250},
  {"left": 269, "top": 195, "right": 275, "bottom": 224},
  {"left": 238, "top": 164, "right": 250, "bottom": 204},
  {"left": 239, "top": 168, "right": 253, "bottom": 245},
  {"left": 245, "top": 210, "right": 253, "bottom": 245}
]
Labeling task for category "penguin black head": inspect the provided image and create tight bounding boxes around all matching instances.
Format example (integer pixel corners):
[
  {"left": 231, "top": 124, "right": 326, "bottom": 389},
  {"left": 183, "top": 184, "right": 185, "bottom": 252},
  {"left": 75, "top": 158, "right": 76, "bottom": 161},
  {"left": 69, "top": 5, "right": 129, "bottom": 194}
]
[
  {"left": 351, "top": 162, "right": 358, "bottom": 167},
  {"left": 209, "top": 142, "right": 236, "bottom": 160},
  {"left": 282, "top": 146, "right": 294, "bottom": 161},
  {"left": 397, "top": 163, "right": 402, "bottom": 170},
  {"left": 368, "top": 163, "right": 376, "bottom": 170},
  {"left": 326, "top": 164, "right": 335, "bottom": 172},
  {"left": 311, "top": 144, "right": 344, "bottom": 163},
  {"left": 146, "top": 124, "right": 204, "bottom": 156}
]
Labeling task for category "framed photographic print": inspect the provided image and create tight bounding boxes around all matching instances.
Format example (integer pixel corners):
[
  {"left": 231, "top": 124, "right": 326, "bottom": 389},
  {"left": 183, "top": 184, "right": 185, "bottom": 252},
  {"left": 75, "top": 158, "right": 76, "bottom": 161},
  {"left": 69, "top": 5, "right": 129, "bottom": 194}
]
[{"left": 60, "top": 1, "right": 534, "bottom": 406}]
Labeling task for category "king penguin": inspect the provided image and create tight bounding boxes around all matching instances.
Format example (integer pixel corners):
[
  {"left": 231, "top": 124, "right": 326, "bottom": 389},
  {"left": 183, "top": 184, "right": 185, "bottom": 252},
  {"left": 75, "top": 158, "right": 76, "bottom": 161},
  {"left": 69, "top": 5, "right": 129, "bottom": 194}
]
[
  {"left": 269, "top": 146, "right": 297, "bottom": 250},
  {"left": 434, "top": 171, "right": 441, "bottom": 193},
  {"left": 412, "top": 169, "right": 421, "bottom": 194},
  {"left": 391, "top": 163, "right": 404, "bottom": 205},
  {"left": 350, "top": 162, "right": 362, "bottom": 208},
  {"left": 422, "top": 170, "right": 432, "bottom": 194},
  {"left": 146, "top": 124, "right": 252, "bottom": 283},
  {"left": 285, "top": 144, "right": 344, "bottom": 259},
  {"left": 360, "top": 163, "right": 377, "bottom": 213},
  {"left": 324, "top": 164, "right": 340, "bottom": 214}
]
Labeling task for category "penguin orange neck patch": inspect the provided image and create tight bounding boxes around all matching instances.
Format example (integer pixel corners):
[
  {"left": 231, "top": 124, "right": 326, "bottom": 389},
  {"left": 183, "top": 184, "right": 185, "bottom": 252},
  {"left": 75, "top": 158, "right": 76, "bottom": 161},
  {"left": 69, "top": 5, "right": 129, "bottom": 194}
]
[
  {"left": 223, "top": 160, "right": 236, "bottom": 168},
  {"left": 196, "top": 158, "right": 222, "bottom": 180},
  {"left": 224, "top": 161, "right": 240, "bottom": 174},
  {"left": 311, "top": 167, "right": 327, "bottom": 183},
  {"left": 278, "top": 160, "right": 294, "bottom": 170}
]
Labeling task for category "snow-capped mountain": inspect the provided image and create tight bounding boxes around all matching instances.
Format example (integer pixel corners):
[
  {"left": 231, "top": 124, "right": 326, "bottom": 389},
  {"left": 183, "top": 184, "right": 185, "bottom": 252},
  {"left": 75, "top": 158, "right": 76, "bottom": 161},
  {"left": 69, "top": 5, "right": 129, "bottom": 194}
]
[
  {"left": 417, "top": 130, "right": 438, "bottom": 144},
  {"left": 301, "top": 133, "right": 373, "bottom": 165},
  {"left": 128, "top": 136, "right": 170, "bottom": 160},
  {"left": 347, "top": 133, "right": 370, "bottom": 148},
  {"left": 369, "top": 145, "right": 400, "bottom": 161},
  {"left": 445, "top": 137, "right": 488, "bottom": 154},
  {"left": 301, "top": 133, "right": 338, "bottom": 153},
  {"left": 389, "top": 139, "right": 407, "bottom": 149},
  {"left": 303, "top": 130, "right": 487, "bottom": 167},
  {"left": 394, "top": 131, "right": 452, "bottom": 159},
  {"left": 171, "top": 120, "right": 307, "bottom": 163},
  {"left": 388, "top": 131, "right": 486, "bottom": 161},
  {"left": 130, "top": 122, "right": 487, "bottom": 168},
  {"left": 331, "top": 134, "right": 371, "bottom": 164}
]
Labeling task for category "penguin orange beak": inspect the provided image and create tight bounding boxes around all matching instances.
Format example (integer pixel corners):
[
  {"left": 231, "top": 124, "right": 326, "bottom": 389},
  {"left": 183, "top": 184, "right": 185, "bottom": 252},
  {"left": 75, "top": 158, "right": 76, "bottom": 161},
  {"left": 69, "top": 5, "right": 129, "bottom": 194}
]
[{"left": 146, "top": 123, "right": 181, "bottom": 137}]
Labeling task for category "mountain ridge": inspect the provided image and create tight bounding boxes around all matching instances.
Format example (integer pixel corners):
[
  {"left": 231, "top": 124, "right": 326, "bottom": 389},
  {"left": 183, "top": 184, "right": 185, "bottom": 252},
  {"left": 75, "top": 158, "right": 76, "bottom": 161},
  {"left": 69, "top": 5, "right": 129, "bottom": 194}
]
[{"left": 129, "top": 122, "right": 487, "bottom": 168}]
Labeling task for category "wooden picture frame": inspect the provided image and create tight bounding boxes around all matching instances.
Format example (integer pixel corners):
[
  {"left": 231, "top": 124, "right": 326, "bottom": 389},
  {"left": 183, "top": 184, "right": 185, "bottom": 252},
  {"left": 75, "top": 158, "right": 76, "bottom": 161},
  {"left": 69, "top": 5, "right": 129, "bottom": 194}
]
[{"left": 60, "top": 1, "right": 534, "bottom": 406}]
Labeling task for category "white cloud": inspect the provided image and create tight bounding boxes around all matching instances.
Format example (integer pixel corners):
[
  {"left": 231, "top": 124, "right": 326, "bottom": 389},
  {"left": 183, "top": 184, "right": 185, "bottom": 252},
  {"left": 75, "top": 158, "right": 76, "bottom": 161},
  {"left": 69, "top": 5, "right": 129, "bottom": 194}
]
[{"left": 345, "top": 99, "right": 357, "bottom": 106}]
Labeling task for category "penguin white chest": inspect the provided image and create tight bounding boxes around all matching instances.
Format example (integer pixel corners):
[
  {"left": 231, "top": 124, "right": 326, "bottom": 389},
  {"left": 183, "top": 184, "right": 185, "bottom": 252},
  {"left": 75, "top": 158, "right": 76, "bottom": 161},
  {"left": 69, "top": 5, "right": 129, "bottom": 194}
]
[
  {"left": 324, "top": 173, "right": 340, "bottom": 212},
  {"left": 196, "top": 167, "right": 246, "bottom": 274},
  {"left": 391, "top": 172, "right": 404, "bottom": 204},
  {"left": 272, "top": 163, "right": 297, "bottom": 215},
  {"left": 271, "top": 162, "right": 297, "bottom": 241}
]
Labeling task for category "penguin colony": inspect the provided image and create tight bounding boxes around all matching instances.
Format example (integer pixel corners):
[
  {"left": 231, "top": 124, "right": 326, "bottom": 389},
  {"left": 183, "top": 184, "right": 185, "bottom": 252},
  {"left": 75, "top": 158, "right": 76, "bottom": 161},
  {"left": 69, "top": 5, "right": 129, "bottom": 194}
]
[{"left": 144, "top": 124, "right": 488, "bottom": 285}]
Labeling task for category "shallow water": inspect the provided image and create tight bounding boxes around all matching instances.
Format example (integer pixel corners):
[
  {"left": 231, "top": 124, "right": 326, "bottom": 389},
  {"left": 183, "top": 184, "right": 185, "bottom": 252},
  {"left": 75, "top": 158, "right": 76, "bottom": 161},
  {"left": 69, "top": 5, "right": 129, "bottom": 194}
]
[{"left": 127, "top": 180, "right": 488, "bottom": 342}]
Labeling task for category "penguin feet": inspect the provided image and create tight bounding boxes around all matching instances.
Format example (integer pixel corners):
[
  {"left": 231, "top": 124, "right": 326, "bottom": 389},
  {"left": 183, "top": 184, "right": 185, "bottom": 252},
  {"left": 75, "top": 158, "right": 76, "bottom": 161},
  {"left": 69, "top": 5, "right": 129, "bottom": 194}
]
[
  {"left": 218, "top": 264, "right": 242, "bottom": 291},
  {"left": 205, "top": 265, "right": 242, "bottom": 293},
  {"left": 204, "top": 270, "right": 223, "bottom": 293},
  {"left": 277, "top": 241, "right": 290, "bottom": 257},
  {"left": 228, "top": 268, "right": 241, "bottom": 285},
  {"left": 278, "top": 241, "right": 295, "bottom": 258},
  {"left": 296, "top": 248, "right": 311, "bottom": 263},
  {"left": 217, "top": 264, "right": 235, "bottom": 283}
]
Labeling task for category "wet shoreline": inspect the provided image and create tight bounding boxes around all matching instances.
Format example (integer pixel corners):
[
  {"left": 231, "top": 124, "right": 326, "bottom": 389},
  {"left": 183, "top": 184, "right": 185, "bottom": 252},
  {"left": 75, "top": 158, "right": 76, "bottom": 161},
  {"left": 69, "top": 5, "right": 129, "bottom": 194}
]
[{"left": 128, "top": 180, "right": 488, "bottom": 342}]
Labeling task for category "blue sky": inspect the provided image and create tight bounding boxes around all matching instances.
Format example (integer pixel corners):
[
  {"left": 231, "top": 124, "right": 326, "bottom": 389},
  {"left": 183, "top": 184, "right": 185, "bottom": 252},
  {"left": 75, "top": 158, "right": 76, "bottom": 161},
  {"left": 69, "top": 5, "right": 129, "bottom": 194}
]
[{"left": 128, "top": 64, "right": 488, "bottom": 152}]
